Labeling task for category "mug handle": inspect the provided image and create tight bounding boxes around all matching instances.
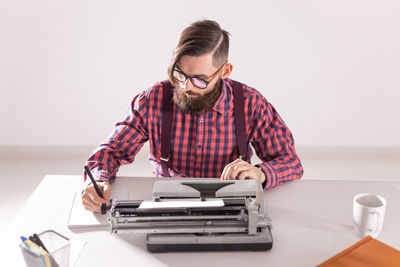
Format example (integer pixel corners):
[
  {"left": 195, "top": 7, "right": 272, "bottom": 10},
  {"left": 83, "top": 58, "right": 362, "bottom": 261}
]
[{"left": 371, "top": 212, "right": 381, "bottom": 236}]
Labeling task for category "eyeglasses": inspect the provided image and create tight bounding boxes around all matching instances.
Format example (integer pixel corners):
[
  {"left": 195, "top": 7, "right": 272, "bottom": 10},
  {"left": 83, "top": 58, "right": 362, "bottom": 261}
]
[{"left": 173, "top": 63, "right": 226, "bottom": 89}]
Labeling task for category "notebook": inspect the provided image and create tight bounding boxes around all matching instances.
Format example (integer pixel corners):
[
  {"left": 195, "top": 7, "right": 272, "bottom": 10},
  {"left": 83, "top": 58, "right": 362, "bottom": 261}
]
[
  {"left": 67, "top": 190, "right": 129, "bottom": 228},
  {"left": 318, "top": 236, "right": 400, "bottom": 267}
]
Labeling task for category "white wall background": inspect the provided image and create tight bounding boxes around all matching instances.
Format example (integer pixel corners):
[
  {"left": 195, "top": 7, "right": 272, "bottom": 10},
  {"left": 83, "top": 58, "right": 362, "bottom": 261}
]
[{"left": 1, "top": 0, "right": 399, "bottom": 147}]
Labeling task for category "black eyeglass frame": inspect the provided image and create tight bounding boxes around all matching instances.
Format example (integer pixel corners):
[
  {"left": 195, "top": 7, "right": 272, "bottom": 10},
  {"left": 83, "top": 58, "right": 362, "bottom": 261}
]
[{"left": 173, "top": 62, "right": 227, "bottom": 90}]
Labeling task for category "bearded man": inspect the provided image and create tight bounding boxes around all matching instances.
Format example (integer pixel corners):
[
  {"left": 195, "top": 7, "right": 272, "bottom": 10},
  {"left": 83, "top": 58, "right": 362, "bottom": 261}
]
[{"left": 82, "top": 20, "right": 303, "bottom": 212}]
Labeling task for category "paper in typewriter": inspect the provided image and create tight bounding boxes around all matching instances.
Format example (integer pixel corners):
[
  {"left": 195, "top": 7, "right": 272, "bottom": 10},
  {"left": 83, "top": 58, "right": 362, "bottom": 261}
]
[
  {"left": 67, "top": 190, "right": 128, "bottom": 228},
  {"left": 138, "top": 199, "right": 225, "bottom": 210}
]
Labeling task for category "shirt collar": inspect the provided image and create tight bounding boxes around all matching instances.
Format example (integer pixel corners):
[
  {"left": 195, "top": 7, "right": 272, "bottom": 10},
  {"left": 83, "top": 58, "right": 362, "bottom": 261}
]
[{"left": 212, "top": 78, "right": 234, "bottom": 116}]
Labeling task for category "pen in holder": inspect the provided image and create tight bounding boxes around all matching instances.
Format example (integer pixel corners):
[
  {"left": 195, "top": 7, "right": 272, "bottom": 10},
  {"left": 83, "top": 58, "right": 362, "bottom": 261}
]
[{"left": 20, "top": 230, "right": 71, "bottom": 267}]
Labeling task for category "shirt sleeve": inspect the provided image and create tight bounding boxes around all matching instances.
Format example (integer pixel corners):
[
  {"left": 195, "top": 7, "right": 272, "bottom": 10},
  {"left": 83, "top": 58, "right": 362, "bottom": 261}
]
[
  {"left": 83, "top": 91, "right": 149, "bottom": 184},
  {"left": 249, "top": 95, "right": 304, "bottom": 190}
]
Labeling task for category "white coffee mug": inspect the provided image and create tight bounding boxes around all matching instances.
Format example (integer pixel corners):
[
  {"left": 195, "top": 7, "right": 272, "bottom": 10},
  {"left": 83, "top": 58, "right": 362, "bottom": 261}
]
[{"left": 353, "top": 193, "right": 386, "bottom": 239}]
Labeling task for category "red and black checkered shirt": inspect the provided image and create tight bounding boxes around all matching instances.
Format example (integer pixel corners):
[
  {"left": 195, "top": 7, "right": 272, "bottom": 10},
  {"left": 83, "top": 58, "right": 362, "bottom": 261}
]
[{"left": 84, "top": 78, "right": 303, "bottom": 190}]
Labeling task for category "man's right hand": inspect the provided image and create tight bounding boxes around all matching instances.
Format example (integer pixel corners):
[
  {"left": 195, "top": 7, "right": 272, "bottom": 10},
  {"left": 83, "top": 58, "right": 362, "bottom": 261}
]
[{"left": 81, "top": 181, "right": 111, "bottom": 212}]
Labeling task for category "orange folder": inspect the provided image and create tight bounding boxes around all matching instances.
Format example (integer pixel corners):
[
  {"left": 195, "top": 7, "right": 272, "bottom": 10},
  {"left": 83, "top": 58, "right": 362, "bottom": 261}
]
[{"left": 318, "top": 236, "right": 400, "bottom": 267}]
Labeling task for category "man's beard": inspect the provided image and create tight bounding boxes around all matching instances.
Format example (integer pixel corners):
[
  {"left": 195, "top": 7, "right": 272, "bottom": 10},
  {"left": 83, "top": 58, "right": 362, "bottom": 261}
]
[{"left": 172, "top": 79, "right": 222, "bottom": 116}]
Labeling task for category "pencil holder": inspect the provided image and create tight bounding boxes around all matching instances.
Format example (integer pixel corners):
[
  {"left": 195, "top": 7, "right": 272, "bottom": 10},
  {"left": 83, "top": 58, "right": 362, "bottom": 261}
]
[{"left": 20, "top": 230, "right": 71, "bottom": 267}]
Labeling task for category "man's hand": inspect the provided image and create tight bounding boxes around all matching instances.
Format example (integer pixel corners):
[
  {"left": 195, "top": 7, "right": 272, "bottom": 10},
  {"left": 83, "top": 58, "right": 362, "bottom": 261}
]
[
  {"left": 221, "top": 158, "right": 266, "bottom": 183},
  {"left": 81, "top": 181, "right": 112, "bottom": 212}
]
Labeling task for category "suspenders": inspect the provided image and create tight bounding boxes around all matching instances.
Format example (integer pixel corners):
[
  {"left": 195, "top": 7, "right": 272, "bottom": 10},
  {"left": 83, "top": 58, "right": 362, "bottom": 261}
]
[
  {"left": 160, "top": 80, "right": 248, "bottom": 177},
  {"left": 160, "top": 81, "right": 174, "bottom": 178},
  {"left": 232, "top": 80, "right": 248, "bottom": 162}
]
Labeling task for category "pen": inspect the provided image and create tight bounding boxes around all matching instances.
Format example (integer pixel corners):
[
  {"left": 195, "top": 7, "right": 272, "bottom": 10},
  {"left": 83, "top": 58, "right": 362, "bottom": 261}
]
[
  {"left": 84, "top": 166, "right": 104, "bottom": 199},
  {"left": 29, "top": 233, "right": 49, "bottom": 253}
]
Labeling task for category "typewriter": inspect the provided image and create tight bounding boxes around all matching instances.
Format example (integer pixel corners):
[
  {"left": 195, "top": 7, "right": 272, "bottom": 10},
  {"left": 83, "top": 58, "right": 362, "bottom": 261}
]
[{"left": 104, "top": 179, "right": 273, "bottom": 252}]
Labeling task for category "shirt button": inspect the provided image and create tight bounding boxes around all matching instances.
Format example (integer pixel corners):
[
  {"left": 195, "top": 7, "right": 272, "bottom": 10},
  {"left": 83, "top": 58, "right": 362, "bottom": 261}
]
[
  {"left": 196, "top": 166, "right": 200, "bottom": 170},
  {"left": 199, "top": 118, "right": 204, "bottom": 123},
  {"left": 197, "top": 145, "right": 201, "bottom": 150}
]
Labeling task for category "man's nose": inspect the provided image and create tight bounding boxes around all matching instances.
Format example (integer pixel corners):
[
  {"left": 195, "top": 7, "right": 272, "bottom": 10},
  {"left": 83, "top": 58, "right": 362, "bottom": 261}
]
[{"left": 181, "top": 79, "right": 194, "bottom": 91}]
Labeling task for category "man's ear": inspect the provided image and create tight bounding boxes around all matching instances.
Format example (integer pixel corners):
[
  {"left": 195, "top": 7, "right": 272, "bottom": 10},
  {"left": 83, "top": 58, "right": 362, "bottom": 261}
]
[{"left": 222, "top": 63, "right": 233, "bottom": 79}]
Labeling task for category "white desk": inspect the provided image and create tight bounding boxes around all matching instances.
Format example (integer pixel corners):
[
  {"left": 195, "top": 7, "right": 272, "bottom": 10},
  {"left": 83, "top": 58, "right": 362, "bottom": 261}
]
[{"left": 1, "top": 175, "right": 399, "bottom": 266}]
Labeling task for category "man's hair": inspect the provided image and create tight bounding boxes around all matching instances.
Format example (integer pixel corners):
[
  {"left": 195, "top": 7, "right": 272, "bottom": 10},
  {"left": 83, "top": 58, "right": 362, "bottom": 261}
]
[{"left": 168, "top": 19, "right": 230, "bottom": 84}]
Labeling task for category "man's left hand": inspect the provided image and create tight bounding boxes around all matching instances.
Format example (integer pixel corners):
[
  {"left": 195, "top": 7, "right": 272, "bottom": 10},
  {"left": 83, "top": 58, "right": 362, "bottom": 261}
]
[{"left": 221, "top": 158, "right": 266, "bottom": 183}]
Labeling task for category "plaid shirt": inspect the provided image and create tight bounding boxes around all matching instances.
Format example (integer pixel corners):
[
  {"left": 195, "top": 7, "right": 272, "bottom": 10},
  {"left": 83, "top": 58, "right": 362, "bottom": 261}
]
[{"left": 85, "top": 78, "right": 303, "bottom": 190}]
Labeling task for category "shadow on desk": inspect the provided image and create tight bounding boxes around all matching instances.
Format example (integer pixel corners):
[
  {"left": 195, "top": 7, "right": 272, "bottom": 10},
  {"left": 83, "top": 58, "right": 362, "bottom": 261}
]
[{"left": 69, "top": 226, "right": 108, "bottom": 234}]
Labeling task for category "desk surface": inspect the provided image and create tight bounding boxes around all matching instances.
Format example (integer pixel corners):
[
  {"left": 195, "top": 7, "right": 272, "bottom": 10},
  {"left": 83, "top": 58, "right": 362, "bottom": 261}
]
[{"left": 1, "top": 175, "right": 399, "bottom": 267}]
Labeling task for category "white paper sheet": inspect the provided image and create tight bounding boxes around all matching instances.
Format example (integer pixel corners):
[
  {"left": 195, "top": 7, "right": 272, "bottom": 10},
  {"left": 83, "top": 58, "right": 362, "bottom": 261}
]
[
  {"left": 138, "top": 199, "right": 225, "bottom": 210},
  {"left": 67, "top": 190, "right": 128, "bottom": 228}
]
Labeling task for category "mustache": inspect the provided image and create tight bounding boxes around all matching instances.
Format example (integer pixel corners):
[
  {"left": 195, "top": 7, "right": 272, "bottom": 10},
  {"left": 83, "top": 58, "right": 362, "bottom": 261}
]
[{"left": 185, "top": 90, "right": 201, "bottom": 97}]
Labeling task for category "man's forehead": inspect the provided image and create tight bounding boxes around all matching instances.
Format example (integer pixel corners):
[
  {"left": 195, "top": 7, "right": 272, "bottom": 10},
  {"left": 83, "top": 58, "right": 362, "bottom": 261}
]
[{"left": 178, "top": 54, "right": 217, "bottom": 77}]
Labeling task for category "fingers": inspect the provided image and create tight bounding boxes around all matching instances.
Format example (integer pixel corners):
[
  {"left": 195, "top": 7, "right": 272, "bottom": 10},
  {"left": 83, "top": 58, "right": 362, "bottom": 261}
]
[
  {"left": 98, "top": 182, "right": 112, "bottom": 202},
  {"left": 81, "top": 191, "right": 104, "bottom": 212},
  {"left": 82, "top": 197, "right": 100, "bottom": 212},
  {"left": 81, "top": 182, "right": 111, "bottom": 212},
  {"left": 237, "top": 169, "right": 253, "bottom": 180},
  {"left": 88, "top": 188, "right": 107, "bottom": 205},
  {"left": 220, "top": 158, "right": 262, "bottom": 181},
  {"left": 221, "top": 158, "right": 253, "bottom": 180},
  {"left": 231, "top": 162, "right": 251, "bottom": 180},
  {"left": 221, "top": 158, "right": 243, "bottom": 180}
]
